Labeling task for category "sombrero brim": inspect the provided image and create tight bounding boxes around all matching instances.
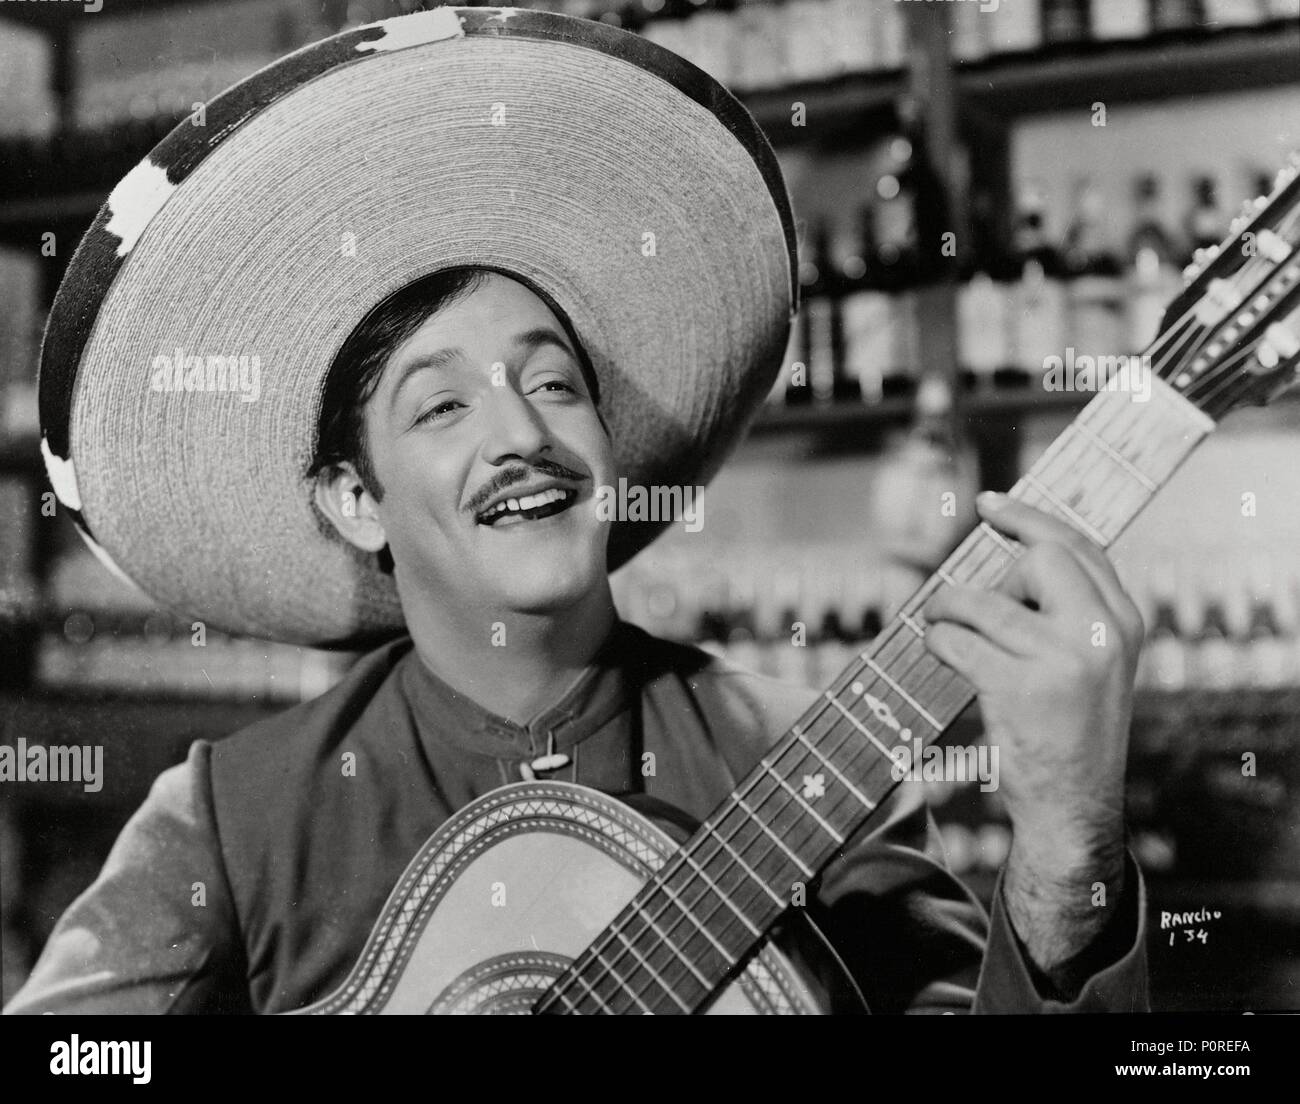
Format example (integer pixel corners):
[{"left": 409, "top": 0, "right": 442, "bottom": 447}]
[{"left": 39, "top": 6, "right": 796, "bottom": 647}]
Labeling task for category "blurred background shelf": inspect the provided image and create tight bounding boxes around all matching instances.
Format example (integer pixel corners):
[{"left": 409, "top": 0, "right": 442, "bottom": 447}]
[
  {"left": 3, "top": 0, "right": 1299, "bottom": 1012},
  {"left": 745, "top": 21, "right": 1300, "bottom": 140}
]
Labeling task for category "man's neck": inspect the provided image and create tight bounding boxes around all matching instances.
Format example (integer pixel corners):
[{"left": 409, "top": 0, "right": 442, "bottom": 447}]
[{"left": 400, "top": 582, "right": 620, "bottom": 725}]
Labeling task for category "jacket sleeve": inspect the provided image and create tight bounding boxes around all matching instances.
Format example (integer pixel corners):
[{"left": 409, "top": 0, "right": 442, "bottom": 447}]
[
  {"left": 3, "top": 741, "right": 249, "bottom": 1015},
  {"left": 810, "top": 781, "right": 1150, "bottom": 1013}
]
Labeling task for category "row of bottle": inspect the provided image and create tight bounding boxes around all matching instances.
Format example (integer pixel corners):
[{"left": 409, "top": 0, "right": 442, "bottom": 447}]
[
  {"left": 593, "top": 0, "right": 1299, "bottom": 94},
  {"left": 689, "top": 610, "right": 1300, "bottom": 693},
  {"left": 1139, "top": 591, "right": 1300, "bottom": 693},
  {"left": 5, "top": 0, "right": 1295, "bottom": 137},
  {"left": 943, "top": 0, "right": 1300, "bottom": 59},
  {"left": 614, "top": 550, "right": 1300, "bottom": 692},
  {"left": 32, "top": 613, "right": 352, "bottom": 702},
  {"left": 769, "top": 162, "right": 1273, "bottom": 406}
]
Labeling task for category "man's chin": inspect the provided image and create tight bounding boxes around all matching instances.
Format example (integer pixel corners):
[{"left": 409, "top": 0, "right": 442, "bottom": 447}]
[
  {"left": 474, "top": 539, "right": 607, "bottom": 613},
  {"left": 494, "top": 575, "right": 600, "bottom": 616}
]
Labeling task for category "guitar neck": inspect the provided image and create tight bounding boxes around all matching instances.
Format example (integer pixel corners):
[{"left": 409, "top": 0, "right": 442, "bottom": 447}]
[{"left": 538, "top": 368, "right": 1217, "bottom": 1015}]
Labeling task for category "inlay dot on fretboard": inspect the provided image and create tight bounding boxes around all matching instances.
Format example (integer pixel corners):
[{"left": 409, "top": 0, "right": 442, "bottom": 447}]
[{"left": 847, "top": 680, "right": 913, "bottom": 742}]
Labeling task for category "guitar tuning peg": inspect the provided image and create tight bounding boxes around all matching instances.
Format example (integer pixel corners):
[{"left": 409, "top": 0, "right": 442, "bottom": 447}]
[{"left": 1253, "top": 322, "right": 1300, "bottom": 373}]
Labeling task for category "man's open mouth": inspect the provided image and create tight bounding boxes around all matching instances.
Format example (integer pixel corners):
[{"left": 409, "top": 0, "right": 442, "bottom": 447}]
[{"left": 476, "top": 487, "right": 579, "bottom": 527}]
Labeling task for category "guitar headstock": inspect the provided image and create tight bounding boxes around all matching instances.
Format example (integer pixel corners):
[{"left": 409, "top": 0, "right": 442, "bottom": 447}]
[{"left": 1154, "top": 155, "right": 1300, "bottom": 421}]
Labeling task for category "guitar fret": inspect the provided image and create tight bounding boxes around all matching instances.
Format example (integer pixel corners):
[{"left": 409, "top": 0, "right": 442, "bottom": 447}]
[
  {"left": 758, "top": 759, "right": 845, "bottom": 845},
  {"left": 1020, "top": 472, "right": 1111, "bottom": 546},
  {"left": 548, "top": 987, "right": 581, "bottom": 1014},
  {"left": 651, "top": 880, "right": 740, "bottom": 966},
  {"left": 567, "top": 959, "right": 617, "bottom": 1014},
  {"left": 594, "top": 941, "right": 661, "bottom": 1014},
  {"left": 936, "top": 566, "right": 958, "bottom": 586},
  {"left": 792, "top": 725, "right": 876, "bottom": 811},
  {"left": 950, "top": 537, "right": 1008, "bottom": 588},
  {"left": 858, "top": 657, "right": 943, "bottom": 732},
  {"left": 735, "top": 796, "right": 814, "bottom": 876},
  {"left": 1070, "top": 420, "right": 1159, "bottom": 492},
  {"left": 897, "top": 611, "right": 927, "bottom": 638},
  {"left": 824, "top": 691, "right": 896, "bottom": 759},
  {"left": 704, "top": 825, "right": 787, "bottom": 909},
  {"left": 621, "top": 903, "right": 714, "bottom": 988},
  {"left": 676, "top": 848, "right": 762, "bottom": 937},
  {"left": 608, "top": 925, "right": 695, "bottom": 1012},
  {"left": 978, "top": 521, "right": 1022, "bottom": 559}
]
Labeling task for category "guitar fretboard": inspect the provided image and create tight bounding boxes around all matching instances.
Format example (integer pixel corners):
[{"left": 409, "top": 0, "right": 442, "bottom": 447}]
[{"left": 536, "top": 374, "right": 1215, "bottom": 1015}]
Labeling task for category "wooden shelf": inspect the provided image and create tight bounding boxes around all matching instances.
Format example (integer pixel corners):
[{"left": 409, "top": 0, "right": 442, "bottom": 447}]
[
  {"left": 742, "top": 22, "right": 1300, "bottom": 144},
  {"left": 742, "top": 379, "right": 1300, "bottom": 456},
  {"left": 748, "top": 385, "right": 1088, "bottom": 438},
  {"left": 955, "top": 20, "right": 1300, "bottom": 116},
  {"left": 2, "top": 23, "right": 1296, "bottom": 219}
]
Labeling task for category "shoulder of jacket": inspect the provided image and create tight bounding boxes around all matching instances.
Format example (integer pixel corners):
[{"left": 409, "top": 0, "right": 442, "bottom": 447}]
[{"left": 208, "top": 635, "right": 413, "bottom": 766}]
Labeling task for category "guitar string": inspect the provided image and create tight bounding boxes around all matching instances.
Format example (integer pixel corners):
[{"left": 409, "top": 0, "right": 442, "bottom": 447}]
[
  {"left": 545, "top": 325, "right": 1199, "bottom": 1013},
  {"left": 547, "top": 316, "right": 1210, "bottom": 1013},
  {"left": 547, "top": 323, "right": 1212, "bottom": 1013},
  {"left": 551, "top": 417, "right": 1144, "bottom": 1014},
  {"left": 1179, "top": 204, "right": 1300, "bottom": 410},
  {"left": 1190, "top": 266, "right": 1300, "bottom": 412},
  {"left": 542, "top": 254, "right": 1260, "bottom": 1013},
  {"left": 593, "top": 232, "right": 1300, "bottom": 1011},
  {"left": 553, "top": 174, "right": 1294, "bottom": 1009},
  {"left": 584, "top": 393, "right": 1161, "bottom": 1011},
  {"left": 547, "top": 235, "right": 1294, "bottom": 1012}
]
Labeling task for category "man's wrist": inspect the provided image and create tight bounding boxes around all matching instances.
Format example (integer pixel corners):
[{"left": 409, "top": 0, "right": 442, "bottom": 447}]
[
  {"left": 1000, "top": 848, "right": 1140, "bottom": 1003},
  {"left": 1002, "top": 826, "right": 1127, "bottom": 980}
]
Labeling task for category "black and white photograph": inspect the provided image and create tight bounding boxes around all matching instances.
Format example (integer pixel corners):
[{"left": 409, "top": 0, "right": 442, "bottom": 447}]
[{"left": 0, "top": 0, "right": 1298, "bottom": 1069}]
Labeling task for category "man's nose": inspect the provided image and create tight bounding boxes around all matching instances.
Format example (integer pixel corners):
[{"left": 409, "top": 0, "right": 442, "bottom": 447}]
[{"left": 480, "top": 382, "right": 550, "bottom": 464}]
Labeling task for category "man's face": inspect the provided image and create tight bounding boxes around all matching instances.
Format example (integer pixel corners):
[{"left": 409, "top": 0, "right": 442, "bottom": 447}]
[{"left": 361, "top": 273, "right": 615, "bottom": 617}]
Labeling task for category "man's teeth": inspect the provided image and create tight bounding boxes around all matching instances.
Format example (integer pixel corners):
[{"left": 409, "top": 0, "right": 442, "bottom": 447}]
[{"left": 480, "top": 487, "right": 572, "bottom": 521}]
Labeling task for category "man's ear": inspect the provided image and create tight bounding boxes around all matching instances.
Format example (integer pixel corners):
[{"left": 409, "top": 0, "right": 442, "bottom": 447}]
[{"left": 313, "top": 462, "right": 388, "bottom": 554}]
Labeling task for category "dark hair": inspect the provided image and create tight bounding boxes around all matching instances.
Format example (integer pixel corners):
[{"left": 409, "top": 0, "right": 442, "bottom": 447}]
[
  {"left": 308, "top": 267, "right": 486, "bottom": 500},
  {"left": 308, "top": 265, "right": 600, "bottom": 501}
]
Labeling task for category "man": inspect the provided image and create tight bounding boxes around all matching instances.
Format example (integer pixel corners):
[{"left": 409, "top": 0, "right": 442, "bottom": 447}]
[{"left": 9, "top": 8, "right": 1146, "bottom": 1014}]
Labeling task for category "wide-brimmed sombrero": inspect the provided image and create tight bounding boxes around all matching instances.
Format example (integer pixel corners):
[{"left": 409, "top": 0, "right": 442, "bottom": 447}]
[{"left": 39, "top": 5, "right": 796, "bottom": 647}]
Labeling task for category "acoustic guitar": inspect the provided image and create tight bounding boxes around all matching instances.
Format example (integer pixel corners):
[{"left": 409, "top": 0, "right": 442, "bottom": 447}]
[{"left": 291, "top": 159, "right": 1300, "bottom": 1015}]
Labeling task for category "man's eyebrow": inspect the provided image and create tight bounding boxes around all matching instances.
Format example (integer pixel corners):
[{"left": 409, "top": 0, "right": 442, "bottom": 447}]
[
  {"left": 514, "top": 327, "right": 576, "bottom": 361},
  {"left": 387, "top": 327, "right": 577, "bottom": 415},
  {"left": 388, "top": 347, "right": 464, "bottom": 415}
]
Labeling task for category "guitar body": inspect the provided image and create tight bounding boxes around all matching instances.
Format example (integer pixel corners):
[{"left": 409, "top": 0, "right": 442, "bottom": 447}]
[{"left": 293, "top": 781, "right": 861, "bottom": 1014}]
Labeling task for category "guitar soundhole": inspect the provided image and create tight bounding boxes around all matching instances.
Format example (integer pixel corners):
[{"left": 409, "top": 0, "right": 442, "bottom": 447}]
[{"left": 425, "top": 951, "right": 573, "bottom": 1015}]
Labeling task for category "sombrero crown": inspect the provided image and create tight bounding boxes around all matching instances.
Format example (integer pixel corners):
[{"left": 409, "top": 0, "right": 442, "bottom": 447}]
[{"left": 39, "top": 6, "right": 797, "bottom": 647}]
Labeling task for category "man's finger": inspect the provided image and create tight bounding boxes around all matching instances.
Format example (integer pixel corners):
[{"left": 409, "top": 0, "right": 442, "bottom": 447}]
[
  {"left": 975, "top": 491, "right": 1104, "bottom": 558},
  {"left": 922, "top": 619, "right": 1017, "bottom": 691},
  {"left": 996, "top": 541, "right": 1107, "bottom": 621},
  {"left": 977, "top": 492, "right": 1143, "bottom": 635},
  {"left": 922, "top": 584, "right": 1053, "bottom": 659}
]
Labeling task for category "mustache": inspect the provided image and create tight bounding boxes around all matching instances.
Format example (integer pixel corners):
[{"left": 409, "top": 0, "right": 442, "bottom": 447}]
[{"left": 465, "top": 459, "right": 588, "bottom": 515}]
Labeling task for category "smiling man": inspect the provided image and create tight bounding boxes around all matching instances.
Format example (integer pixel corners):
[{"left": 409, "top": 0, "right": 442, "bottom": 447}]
[
  {"left": 9, "top": 8, "right": 1148, "bottom": 1015},
  {"left": 309, "top": 269, "right": 622, "bottom": 727}
]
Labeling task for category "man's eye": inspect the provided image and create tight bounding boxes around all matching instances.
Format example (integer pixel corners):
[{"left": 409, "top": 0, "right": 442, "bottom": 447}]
[{"left": 416, "top": 400, "right": 463, "bottom": 424}]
